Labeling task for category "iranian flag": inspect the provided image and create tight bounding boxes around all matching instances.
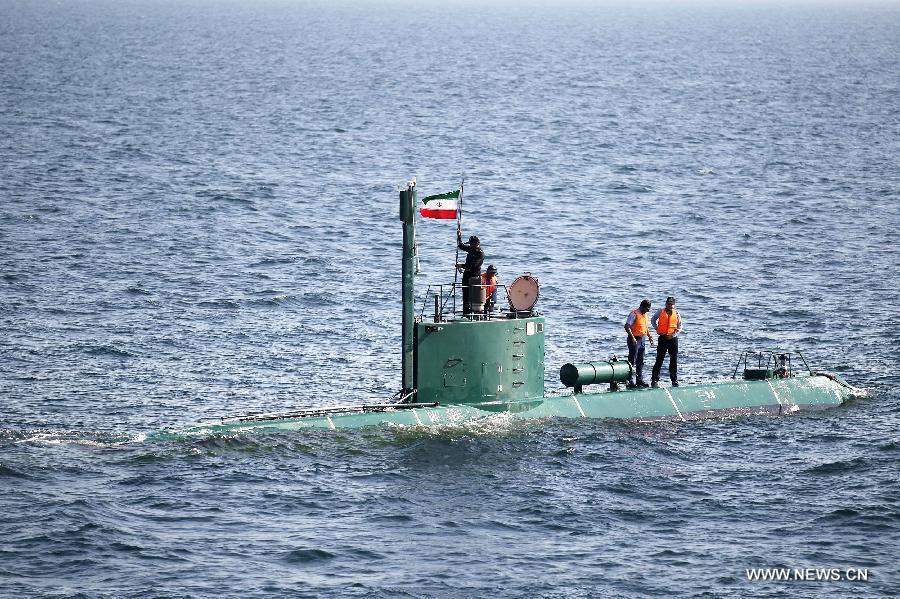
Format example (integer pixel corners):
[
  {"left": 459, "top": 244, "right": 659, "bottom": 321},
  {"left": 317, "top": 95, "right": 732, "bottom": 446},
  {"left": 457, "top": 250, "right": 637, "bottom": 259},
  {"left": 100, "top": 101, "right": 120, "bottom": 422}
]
[{"left": 420, "top": 190, "right": 460, "bottom": 220}]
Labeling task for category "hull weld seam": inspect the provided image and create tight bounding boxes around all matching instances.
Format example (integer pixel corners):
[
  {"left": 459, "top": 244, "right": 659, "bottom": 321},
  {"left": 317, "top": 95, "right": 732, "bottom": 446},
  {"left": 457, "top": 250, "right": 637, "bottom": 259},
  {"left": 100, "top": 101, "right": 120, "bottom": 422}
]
[
  {"left": 767, "top": 379, "right": 797, "bottom": 414},
  {"left": 663, "top": 388, "right": 686, "bottom": 422},
  {"left": 572, "top": 395, "right": 586, "bottom": 418}
]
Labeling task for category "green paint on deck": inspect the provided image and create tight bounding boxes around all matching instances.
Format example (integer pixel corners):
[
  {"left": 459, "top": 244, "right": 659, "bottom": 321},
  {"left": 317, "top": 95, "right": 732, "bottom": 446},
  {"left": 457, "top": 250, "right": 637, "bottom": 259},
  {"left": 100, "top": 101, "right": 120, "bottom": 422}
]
[{"left": 174, "top": 374, "right": 863, "bottom": 437}]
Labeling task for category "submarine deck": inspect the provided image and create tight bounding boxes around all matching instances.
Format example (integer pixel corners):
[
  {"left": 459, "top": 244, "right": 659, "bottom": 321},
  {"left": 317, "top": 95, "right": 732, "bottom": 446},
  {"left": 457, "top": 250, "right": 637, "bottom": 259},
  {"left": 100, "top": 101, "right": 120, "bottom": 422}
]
[{"left": 173, "top": 373, "right": 864, "bottom": 436}]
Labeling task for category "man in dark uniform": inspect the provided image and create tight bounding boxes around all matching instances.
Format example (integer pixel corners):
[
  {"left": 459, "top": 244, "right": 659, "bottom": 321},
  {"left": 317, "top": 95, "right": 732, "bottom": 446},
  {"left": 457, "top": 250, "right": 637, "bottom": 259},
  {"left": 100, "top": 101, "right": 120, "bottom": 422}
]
[{"left": 456, "top": 232, "right": 484, "bottom": 316}]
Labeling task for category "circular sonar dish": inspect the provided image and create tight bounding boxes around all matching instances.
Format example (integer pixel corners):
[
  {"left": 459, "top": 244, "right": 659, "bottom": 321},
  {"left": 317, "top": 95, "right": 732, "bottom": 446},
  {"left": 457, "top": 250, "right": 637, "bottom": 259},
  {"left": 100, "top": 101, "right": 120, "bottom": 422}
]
[{"left": 507, "top": 274, "right": 540, "bottom": 312}]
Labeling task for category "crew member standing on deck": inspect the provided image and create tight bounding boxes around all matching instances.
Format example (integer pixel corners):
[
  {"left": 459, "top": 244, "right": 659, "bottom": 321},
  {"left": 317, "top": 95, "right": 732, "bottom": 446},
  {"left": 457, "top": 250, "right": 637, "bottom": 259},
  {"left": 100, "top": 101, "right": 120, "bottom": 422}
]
[
  {"left": 651, "top": 296, "right": 683, "bottom": 387},
  {"left": 624, "top": 299, "right": 654, "bottom": 388},
  {"left": 456, "top": 232, "right": 484, "bottom": 316},
  {"left": 481, "top": 265, "right": 498, "bottom": 317}
]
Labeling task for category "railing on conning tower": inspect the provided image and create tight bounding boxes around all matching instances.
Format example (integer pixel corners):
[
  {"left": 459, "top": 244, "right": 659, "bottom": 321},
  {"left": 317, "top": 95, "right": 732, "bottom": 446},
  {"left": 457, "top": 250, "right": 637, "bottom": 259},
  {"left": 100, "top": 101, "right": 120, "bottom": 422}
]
[{"left": 417, "top": 282, "right": 513, "bottom": 322}]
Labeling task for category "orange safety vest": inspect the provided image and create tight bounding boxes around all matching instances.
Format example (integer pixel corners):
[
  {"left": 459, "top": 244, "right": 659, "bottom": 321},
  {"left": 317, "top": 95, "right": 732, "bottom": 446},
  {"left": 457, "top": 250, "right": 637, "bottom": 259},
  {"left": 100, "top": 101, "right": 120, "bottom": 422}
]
[
  {"left": 628, "top": 309, "right": 649, "bottom": 337},
  {"left": 480, "top": 272, "right": 497, "bottom": 298},
  {"left": 655, "top": 308, "right": 680, "bottom": 335}
]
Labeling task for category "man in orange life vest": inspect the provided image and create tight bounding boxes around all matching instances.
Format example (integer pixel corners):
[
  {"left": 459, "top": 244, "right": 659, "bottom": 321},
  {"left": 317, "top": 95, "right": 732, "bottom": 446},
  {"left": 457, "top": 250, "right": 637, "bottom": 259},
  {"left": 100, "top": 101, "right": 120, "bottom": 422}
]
[
  {"left": 624, "top": 299, "right": 654, "bottom": 388},
  {"left": 651, "top": 296, "right": 683, "bottom": 387},
  {"left": 481, "top": 265, "right": 498, "bottom": 316}
]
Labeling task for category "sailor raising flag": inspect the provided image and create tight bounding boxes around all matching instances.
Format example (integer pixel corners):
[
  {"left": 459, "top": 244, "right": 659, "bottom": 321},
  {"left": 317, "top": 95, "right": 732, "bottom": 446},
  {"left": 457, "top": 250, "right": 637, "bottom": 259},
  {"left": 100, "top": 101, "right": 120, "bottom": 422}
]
[{"left": 418, "top": 181, "right": 487, "bottom": 316}]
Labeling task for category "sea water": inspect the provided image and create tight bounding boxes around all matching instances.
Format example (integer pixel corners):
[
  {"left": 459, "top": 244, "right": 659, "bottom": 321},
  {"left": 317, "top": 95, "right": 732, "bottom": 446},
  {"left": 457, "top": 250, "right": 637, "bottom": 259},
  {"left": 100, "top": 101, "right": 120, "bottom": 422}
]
[{"left": 1, "top": 1, "right": 898, "bottom": 596}]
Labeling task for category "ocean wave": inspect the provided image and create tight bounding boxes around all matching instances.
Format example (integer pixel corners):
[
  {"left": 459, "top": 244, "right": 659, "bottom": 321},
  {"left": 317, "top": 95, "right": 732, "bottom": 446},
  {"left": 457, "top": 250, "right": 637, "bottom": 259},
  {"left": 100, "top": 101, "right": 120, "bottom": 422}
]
[{"left": 282, "top": 548, "right": 337, "bottom": 563}]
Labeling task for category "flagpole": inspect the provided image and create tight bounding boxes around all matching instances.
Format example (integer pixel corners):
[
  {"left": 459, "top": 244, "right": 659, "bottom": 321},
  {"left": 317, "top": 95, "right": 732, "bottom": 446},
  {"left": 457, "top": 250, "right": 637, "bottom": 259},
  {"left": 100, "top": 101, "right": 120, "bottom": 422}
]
[
  {"left": 454, "top": 180, "right": 465, "bottom": 276},
  {"left": 453, "top": 179, "right": 464, "bottom": 314},
  {"left": 458, "top": 177, "right": 465, "bottom": 226}
]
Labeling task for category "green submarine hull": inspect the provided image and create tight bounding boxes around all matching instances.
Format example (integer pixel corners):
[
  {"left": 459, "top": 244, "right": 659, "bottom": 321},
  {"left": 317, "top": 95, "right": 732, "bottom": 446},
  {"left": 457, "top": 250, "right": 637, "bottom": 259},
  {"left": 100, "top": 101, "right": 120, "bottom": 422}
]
[
  {"left": 161, "top": 180, "right": 865, "bottom": 439},
  {"left": 183, "top": 373, "right": 861, "bottom": 435}
]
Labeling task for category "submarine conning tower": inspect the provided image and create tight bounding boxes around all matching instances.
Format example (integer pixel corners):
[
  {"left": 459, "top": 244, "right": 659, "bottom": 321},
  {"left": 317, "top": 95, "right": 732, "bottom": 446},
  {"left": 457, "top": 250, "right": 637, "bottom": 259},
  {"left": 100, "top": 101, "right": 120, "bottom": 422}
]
[{"left": 400, "top": 180, "right": 546, "bottom": 406}]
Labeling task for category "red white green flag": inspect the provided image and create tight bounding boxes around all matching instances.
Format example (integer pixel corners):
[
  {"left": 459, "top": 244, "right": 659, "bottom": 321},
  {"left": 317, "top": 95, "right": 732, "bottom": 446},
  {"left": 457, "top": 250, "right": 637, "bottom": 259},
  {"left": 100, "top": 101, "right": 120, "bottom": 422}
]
[{"left": 420, "top": 189, "right": 460, "bottom": 220}]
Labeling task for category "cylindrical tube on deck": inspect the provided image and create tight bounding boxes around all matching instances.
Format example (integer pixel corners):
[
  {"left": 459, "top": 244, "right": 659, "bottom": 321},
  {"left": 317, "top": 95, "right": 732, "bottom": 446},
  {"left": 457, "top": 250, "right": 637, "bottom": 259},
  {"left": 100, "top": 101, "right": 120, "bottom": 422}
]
[{"left": 559, "top": 360, "right": 633, "bottom": 387}]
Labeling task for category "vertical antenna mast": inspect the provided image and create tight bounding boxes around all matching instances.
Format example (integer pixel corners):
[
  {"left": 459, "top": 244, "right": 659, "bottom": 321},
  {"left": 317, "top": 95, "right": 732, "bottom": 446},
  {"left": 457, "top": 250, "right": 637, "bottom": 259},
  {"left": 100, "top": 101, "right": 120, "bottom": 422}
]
[{"left": 399, "top": 178, "right": 417, "bottom": 398}]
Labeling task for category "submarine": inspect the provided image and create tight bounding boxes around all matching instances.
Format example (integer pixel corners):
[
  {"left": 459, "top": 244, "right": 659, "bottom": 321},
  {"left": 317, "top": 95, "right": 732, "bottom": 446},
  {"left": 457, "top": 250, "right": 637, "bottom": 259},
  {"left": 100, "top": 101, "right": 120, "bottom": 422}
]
[{"left": 185, "top": 180, "right": 865, "bottom": 434}]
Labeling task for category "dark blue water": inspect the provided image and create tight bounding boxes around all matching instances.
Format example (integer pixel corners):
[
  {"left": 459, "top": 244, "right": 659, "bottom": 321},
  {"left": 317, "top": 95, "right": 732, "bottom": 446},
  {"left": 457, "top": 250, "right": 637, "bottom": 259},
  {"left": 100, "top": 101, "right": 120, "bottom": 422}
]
[{"left": 2, "top": 1, "right": 899, "bottom": 596}]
